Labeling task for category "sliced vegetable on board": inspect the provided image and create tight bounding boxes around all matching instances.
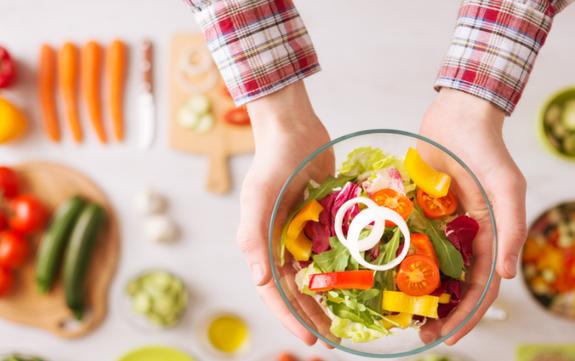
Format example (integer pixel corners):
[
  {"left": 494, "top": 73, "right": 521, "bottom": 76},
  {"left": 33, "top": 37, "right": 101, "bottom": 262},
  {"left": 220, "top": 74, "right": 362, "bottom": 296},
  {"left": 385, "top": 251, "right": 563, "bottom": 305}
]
[
  {"left": 107, "top": 39, "right": 127, "bottom": 141},
  {"left": 39, "top": 44, "right": 61, "bottom": 142},
  {"left": 58, "top": 42, "right": 83, "bottom": 143},
  {"left": 0, "top": 46, "right": 17, "bottom": 88},
  {"left": 36, "top": 196, "right": 87, "bottom": 293},
  {"left": 63, "top": 202, "right": 106, "bottom": 319},
  {"left": 224, "top": 106, "right": 250, "bottom": 126},
  {"left": 82, "top": 41, "right": 107, "bottom": 143}
]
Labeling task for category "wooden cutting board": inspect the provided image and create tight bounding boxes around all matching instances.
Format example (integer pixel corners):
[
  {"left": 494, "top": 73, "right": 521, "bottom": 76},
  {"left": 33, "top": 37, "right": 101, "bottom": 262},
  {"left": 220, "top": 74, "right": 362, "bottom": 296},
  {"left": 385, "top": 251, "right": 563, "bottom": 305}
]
[
  {"left": 168, "top": 33, "right": 254, "bottom": 195},
  {"left": 0, "top": 162, "right": 119, "bottom": 339}
]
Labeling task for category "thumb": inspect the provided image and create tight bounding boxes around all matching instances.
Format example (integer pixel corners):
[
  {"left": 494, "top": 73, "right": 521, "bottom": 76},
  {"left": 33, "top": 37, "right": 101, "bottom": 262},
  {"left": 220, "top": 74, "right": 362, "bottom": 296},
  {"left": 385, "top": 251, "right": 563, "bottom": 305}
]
[
  {"left": 489, "top": 167, "right": 527, "bottom": 279},
  {"left": 237, "top": 178, "right": 276, "bottom": 286}
]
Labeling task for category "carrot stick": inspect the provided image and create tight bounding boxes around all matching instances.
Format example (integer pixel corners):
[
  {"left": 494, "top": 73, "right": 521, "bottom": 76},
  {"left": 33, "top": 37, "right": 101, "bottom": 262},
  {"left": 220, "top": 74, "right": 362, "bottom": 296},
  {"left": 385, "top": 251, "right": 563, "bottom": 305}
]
[
  {"left": 81, "top": 41, "right": 107, "bottom": 143},
  {"left": 58, "top": 42, "right": 83, "bottom": 143},
  {"left": 39, "top": 44, "right": 60, "bottom": 142},
  {"left": 106, "top": 39, "right": 127, "bottom": 141}
]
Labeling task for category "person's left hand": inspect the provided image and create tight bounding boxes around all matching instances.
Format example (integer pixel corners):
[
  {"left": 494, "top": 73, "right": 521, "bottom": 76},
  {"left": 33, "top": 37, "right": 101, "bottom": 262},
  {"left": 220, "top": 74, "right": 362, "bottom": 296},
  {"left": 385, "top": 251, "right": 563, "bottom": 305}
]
[{"left": 416, "top": 88, "right": 527, "bottom": 345}]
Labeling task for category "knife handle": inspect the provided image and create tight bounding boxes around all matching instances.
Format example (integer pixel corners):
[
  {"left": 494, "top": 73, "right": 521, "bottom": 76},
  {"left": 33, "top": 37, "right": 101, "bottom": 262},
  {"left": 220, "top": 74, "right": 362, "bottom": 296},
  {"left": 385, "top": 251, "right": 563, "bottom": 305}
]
[{"left": 141, "top": 39, "right": 153, "bottom": 93}]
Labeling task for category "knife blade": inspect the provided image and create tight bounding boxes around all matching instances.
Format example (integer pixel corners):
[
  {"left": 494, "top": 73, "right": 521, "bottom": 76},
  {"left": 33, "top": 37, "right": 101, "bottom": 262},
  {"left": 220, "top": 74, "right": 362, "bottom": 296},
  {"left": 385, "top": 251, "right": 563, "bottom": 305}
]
[{"left": 138, "top": 39, "right": 155, "bottom": 149}]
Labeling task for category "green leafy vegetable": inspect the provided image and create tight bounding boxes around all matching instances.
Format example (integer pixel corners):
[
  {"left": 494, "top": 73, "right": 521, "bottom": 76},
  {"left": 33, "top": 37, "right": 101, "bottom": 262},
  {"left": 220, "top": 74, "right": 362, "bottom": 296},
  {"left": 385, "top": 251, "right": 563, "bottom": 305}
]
[
  {"left": 329, "top": 316, "right": 388, "bottom": 343},
  {"left": 279, "top": 175, "right": 352, "bottom": 265},
  {"left": 294, "top": 263, "right": 321, "bottom": 296},
  {"left": 313, "top": 237, "right": 350, "bottom": 272},
  {"left": 339, "top": 146, "right": 387, "bottom": 177},
  {"left": 412, "top": 207, "right": 464, "bottom": 279}
]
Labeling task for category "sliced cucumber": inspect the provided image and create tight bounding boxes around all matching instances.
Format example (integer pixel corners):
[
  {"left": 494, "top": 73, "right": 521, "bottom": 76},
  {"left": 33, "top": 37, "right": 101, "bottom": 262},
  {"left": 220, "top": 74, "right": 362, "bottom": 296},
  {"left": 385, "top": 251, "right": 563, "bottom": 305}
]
[
  {"left": 194, "top": 113, "right": 214, "bottom": 133},
  {"left": 185, "top": 94, "right": 211, "bottom": 115},
  {"left": 177, "top": 107, "right": 200, "bottom": 129}
]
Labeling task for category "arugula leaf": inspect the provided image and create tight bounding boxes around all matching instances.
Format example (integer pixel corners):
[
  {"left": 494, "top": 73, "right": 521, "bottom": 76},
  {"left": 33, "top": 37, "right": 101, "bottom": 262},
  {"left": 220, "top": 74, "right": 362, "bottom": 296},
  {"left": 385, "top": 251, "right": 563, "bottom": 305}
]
[
  {"left": 379, "top": 228, "right": 401, "bottom": 291},
  {"left": 312, "top": 237, "right": 349, "bottom": 272},
  {"left": 412, "top": 207, "right": 464, "bottom": 279},
  {"left": 280, "top": 175, "right": 353, "bottom": 265}
]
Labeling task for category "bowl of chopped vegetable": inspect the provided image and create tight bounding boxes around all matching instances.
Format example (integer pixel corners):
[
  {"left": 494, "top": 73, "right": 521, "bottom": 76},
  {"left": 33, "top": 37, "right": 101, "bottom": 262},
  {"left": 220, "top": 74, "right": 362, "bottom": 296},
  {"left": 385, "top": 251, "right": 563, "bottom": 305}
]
[
  {"left": 268, "top": 129, "right": 497, "bottom": 358},
  {"left": 539, "top": 87, "right": 575, "bottom": 160}
]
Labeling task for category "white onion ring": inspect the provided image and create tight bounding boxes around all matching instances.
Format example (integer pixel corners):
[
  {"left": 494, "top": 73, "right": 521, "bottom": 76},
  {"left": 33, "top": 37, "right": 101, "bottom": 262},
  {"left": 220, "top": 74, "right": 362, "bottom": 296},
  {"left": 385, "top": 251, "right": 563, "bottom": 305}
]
[
  {"left": 334, "top": 197, "right": 411, "bottom": 272},
  {"left": 179, "top": 46, "right": 213, "bottom": 76}
]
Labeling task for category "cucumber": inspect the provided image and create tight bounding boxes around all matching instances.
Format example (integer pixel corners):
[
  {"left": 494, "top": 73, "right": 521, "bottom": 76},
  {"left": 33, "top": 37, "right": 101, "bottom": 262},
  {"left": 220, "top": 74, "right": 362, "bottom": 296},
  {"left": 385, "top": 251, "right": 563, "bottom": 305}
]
[
  {"left": 63, "top": 203, "right": 106, "bottom": 320},
  {"left": 35, "top": 196, "right": 87, "bottom": 293}
]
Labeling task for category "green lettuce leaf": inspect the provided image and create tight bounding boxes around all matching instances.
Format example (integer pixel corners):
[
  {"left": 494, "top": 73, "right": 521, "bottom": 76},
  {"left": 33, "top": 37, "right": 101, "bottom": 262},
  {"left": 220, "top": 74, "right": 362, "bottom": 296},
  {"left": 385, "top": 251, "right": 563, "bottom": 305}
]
[
  {"left": 329, "top": 316, "right": 388, "bottom": 343},
  {"left": 294, "top": 263, "right": 321, "bottom": 296},
  {"left": 312, "top": 237, "right": 350, "bottom": 272}
]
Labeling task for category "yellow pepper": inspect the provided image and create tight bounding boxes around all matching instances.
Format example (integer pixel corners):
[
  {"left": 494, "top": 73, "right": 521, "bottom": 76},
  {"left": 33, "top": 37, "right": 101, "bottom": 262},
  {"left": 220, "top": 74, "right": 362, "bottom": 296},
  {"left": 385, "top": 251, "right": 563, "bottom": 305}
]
[
  {"left": 438, "top": 293, "right": 451, "bottom": 304},
  {"left": 382, "top": 290, "right": 439, "bottom": 319},
  {"left": 404, "top": 148, "right": 451, "bottom": 198},
  {"left": 382, "top": 312, "right": 413, "bottom": 329},
  {"left": 0, "top": 97, "right": 27, "bottom": 144},
  {"left": 285, "top": 200, "right": 323, "bottom": 261}
]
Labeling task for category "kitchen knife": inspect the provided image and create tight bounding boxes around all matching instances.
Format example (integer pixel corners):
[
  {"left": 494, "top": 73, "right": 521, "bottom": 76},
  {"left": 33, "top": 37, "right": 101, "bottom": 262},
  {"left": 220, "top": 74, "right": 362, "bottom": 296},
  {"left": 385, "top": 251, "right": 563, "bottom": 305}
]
[{"left": 138, "top": 39, "right": 155, "bottom": 149}]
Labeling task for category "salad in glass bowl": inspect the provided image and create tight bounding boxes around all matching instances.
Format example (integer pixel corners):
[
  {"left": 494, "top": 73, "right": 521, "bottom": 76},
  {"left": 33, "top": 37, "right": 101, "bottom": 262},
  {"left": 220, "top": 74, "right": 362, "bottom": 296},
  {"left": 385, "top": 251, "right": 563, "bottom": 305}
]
[{"left": 268, "top": 130, "right": 496, "bottom": 358}]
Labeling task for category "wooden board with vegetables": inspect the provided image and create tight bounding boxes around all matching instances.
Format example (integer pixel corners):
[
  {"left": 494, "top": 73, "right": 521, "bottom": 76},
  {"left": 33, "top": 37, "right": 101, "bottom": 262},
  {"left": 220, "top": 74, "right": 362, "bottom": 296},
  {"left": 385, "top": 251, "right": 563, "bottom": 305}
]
[
  {"left": 0, "top": 162, "right": 119, "bottom": 339},
  {"left": 168, "top": 33, "right": 254, "bottom": 195}
]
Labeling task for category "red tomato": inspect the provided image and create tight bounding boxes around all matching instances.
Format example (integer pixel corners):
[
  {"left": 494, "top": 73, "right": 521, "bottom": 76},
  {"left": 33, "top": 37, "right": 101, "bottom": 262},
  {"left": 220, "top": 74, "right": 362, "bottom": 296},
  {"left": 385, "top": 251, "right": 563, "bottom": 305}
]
[
  {"left": 0, "top": 266, "right": 13, "bottom": 296},
  {"left": 224, "top": 107, "right": 251, "bottom": 126},
  {"left": 0, "top": 47, "right": 17, "bottom": 89},
  {"left": 416, "top": 188, "right": 458, "bottom": 219},
  {"left": 0, "top": 212, "right": 7, "bottom": 231},
  {"left": 0, "top": 231, "right": 29, "bottom": 269},
  {"left": 9, "top": 194, "right": 47, "bottom": 234},
  {"left": 277, "top": 353, "right": 300, "bottom": 361},
  {"left": 396, "top": 255, "right": 440, "bottom": 296},
  {"left": 0, "top": 166, "right": 19, "bottom": 198},
  {"left": 410, "top": 233, "right": 438, "bottom": 265},
  {"left": 370, "top": 188, "right": 413, "bottom": 225}
]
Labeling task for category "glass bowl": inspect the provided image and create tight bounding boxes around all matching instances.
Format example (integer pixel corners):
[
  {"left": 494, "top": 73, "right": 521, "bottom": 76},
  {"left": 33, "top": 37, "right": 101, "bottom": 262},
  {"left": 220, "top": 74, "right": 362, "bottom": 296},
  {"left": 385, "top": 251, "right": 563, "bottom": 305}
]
[{"left": 268, "top": 129, "right": 497, "bottom": 358}]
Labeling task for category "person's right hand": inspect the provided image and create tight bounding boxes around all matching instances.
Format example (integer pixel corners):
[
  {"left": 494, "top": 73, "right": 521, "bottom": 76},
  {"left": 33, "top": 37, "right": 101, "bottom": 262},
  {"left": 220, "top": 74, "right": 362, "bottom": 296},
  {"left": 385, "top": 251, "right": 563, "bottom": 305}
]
[{"left": 239, "top": 81, "right": 333, "bottom": 345}]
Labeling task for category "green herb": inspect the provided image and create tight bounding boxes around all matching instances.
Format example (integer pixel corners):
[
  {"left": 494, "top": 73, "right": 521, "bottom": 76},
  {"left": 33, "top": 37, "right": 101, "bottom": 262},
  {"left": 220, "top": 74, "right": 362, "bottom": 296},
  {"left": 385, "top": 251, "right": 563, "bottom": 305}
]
[
  {"left": 313, "top": 237, "right": 350, "bottom": 272},
  {"left": 412, "top": 206, "right": 464, "bottom": 279},
  {"left": 279, "top": 175, "right": 353, "bottom": 265},
  {"left": 367, "top": 228, "right": 401, "bottom": 312}
]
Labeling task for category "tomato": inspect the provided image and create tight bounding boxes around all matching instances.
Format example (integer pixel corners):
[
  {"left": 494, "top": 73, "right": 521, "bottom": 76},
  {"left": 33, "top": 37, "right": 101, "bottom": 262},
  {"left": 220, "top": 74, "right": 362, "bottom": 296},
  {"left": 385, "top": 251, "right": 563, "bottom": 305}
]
[
  {"left": 0, "top": 231, "right": 29, "bottom": 269},
  {"left": 0, "top": 266, "right": 13, "bottom": 296},
  {"left": 410, "top": 233, "right": 438, "bottom": 264},
  {"left": 396, "top": 255, "right": 440, "bottom": 296},
  {"left": 370, "top": 188, "right": 413, "bottom": 225},
  {"left": 416, "top": 188, "right": 458, "bottom": 219},
  {"left": 0, "top": 47, "right": 17, "bottom": 89},
  {"left": 0, "top": 166, "right": 19, "bottom": 198},
  {"left": 0, "top": 212, "right": 7, "bottom": 231},
  {"left": 9, "top": 194, "right": 47, "bottom": 234},
  {"left": 277, "top": 352, "right": 299, "bottom": 361},
  {"left": 224, "top": 107, "right": 251, "bottom": 126}
]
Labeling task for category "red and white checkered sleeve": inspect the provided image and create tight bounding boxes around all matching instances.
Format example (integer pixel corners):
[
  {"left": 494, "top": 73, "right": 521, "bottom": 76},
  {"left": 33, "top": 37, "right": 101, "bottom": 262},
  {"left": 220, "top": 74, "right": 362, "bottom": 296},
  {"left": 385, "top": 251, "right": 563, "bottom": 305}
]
[
  {"left": 435, "top": 0, "right": 574, "bottom": 115},
  {"left": 184, "top": 0, "right": 320, "bottom": 106}
]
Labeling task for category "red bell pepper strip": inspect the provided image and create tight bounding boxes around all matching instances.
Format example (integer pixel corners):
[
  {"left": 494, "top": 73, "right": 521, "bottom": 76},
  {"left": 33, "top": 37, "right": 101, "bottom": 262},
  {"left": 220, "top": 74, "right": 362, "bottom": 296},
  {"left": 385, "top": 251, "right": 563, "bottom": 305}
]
[
  {"left": 309, "top": 270, "right": 374, "bottom": 292},
  {"left": 0, "top": 47, "right": 17, "bottom": 89}
]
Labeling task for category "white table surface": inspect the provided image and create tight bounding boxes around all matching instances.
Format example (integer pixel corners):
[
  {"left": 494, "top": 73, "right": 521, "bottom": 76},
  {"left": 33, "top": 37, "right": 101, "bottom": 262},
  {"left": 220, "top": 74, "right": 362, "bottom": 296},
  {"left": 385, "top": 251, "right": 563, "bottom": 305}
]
[{"left": 1, "top": 1, "right": 574, "bottom": 360}]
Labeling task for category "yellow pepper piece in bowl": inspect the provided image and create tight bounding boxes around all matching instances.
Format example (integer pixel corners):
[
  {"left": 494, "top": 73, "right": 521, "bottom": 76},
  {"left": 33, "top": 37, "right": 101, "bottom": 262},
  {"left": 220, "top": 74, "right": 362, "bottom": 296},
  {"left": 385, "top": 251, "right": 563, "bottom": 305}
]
[
  {"left": 382, "top": 290, "right": 439, "bottom": 319},
  {"left": 382, "top": 312, "right": 413, "bottom": 329},
  {"left": 285, "top": 199, "right": 323, "bottom": 261},
  {"left": 404, "top": 148, "right": 451, "bottom": 198},
  {"left": 285, "top": 232, "right": 313, "bottom": 262}
]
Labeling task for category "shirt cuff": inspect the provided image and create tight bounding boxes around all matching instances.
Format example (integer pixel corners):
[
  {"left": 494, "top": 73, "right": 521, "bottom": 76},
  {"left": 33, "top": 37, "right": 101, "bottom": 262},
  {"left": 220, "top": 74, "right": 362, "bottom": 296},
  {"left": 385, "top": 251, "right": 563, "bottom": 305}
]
[
  {"left": 189, "top": 0, "right": 320, "bottom": 106},
  {"left": 434, "top": 0, "right": 555, "bottom": 115}
]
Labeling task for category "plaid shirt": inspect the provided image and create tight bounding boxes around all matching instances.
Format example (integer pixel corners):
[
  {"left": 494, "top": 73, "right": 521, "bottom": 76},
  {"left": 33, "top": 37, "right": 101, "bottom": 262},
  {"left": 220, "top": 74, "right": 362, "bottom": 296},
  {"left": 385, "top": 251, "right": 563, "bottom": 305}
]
[{"left": 186, "top": 0, "right": 573, "bottom": 113}]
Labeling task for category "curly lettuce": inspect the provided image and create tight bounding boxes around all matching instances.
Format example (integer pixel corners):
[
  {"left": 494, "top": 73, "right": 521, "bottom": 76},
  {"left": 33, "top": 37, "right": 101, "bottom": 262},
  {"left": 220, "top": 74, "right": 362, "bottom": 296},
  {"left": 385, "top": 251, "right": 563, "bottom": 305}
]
[{"left": 329, "top": 316, "right": 388, "bottom": 343}]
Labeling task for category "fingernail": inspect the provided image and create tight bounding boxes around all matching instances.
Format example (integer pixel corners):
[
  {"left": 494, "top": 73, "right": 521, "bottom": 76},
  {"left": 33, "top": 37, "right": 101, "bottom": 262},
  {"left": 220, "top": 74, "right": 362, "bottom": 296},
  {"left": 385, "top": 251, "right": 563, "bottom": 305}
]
[
  {"left": 420, "top": 331, "right": 437, "bottom": 344},
  {"left": 251, "top": 263, "right": 264, "bottom": 284},
  {"left": 505, "top": 255, "right": 518, "bottom": 277}
]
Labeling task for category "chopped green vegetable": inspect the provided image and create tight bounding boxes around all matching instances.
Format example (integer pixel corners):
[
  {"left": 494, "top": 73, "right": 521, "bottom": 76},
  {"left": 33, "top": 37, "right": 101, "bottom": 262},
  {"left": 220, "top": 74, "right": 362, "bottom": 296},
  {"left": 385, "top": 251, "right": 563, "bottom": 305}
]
[{"left": 312, "top": 237, "right": 350, "bottom": 272}]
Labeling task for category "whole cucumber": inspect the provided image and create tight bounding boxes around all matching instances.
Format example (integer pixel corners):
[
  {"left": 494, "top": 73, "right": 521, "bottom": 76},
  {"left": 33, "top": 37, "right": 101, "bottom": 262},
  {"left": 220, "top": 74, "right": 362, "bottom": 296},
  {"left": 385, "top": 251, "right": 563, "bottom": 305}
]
[
  {"left": 35, "top": 196, "right": 87, "bottom": 293},
  {"left": 63, "top": 203, "right": 106, "bottom": 320}
]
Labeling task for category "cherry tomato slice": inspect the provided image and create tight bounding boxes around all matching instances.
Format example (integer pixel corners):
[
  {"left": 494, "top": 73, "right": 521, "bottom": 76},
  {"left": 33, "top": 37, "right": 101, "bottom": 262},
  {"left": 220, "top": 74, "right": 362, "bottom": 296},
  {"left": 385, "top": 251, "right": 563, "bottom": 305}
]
[
  {"left": 0, "top": 266, "right": 13, "bottom": 296},
  {"left": 0, "top": 231, "right": 29, "bottom": 269},
  {"left": 416, "top": 188, "right": 458, "bottom": 219},
  {"left": 9, "top": 194, "right": 47, "bottom": 234},
  {"left": 370, "top": 188, "right": 413, "bottom": 225},
  {"left": 396, "top": 255, "right": 440, "bottom": 296},
  {"left": 224, "top": 106, "right": 251, "bottom": 126},
  {"left": 410, "top": 233, "right": 438, "bottom": 265}
]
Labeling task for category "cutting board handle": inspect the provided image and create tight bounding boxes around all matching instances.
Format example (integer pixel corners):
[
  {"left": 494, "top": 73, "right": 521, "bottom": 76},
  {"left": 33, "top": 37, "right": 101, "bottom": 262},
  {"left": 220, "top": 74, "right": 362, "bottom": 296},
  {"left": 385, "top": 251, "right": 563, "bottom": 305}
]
[{"left": 207, "top": 154, "right": 230, "bottom": 194}]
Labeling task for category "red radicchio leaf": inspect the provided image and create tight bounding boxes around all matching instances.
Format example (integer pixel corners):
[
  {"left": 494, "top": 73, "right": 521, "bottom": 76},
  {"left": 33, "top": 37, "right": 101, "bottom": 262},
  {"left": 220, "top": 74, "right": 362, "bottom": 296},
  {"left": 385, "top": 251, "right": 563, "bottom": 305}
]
[
  {"left": 304, "top": 192, "right": 336, "bottom": 254},
  {"left": 330, "top": 182, "right": 361, "bottom": 236},
  {"left": 445, "top": 215, "right": 479, "bottom": 267},
  {"left": 432, "top": 278, "right": 462, "bottom": 318}
]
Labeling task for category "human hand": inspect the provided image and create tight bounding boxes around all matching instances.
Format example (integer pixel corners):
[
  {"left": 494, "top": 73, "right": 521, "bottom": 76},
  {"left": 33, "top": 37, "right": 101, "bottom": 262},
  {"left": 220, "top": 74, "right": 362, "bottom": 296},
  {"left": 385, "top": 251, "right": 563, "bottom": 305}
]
[
  {"left": 238, "top": 81, "right": 333, "bottom": 345},
  {"left": 417, "top": 88, "right": 527, "bottom": 345}
]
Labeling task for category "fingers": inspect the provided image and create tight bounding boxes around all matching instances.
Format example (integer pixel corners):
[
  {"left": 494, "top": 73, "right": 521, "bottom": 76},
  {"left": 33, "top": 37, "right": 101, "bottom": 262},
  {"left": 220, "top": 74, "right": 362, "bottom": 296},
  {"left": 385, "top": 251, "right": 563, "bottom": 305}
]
[
  {"left": 237, "top": 176, "right": 276, "bottom": 286},
  {"left": 257, "top": 280, "right": 317, "bottom": 345},
  {"left": 487, "top": 167, "right": 527, "bottom": 279}
]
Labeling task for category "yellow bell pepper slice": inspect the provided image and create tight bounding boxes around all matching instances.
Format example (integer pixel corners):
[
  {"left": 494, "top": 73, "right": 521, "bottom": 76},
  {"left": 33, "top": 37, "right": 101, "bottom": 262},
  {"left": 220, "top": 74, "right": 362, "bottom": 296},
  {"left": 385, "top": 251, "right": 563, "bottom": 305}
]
[
  {"left": 404, "top": 148, "right": 451, "bottom": 198},
  {"left": 382, "top": 290, "right": 439, "bottom": 319},
  {"left": 285, "top": 232, "right": 313, "bottom": 262},
  {"left": 438, "top": 293, "right": 451, "bottom": 304},
  {"left": 382, "top": 312, "right": 413, "bottom": 329},
  {"left": 286, "top": 200, "right": 323, "bottom": 239}
]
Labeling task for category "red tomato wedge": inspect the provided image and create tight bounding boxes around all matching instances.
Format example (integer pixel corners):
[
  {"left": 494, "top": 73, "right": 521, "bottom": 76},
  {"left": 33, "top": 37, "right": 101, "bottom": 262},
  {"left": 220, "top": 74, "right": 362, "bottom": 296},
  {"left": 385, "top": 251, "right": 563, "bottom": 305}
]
[
  {"left": 370, "top": 188, "right": 413, "bottom": 226},
  {"left": 396, "top": 255, "right": 440, "bottom": 296},
  {"left": 416, "top": 188, "right": 458, "bottom": 219},
  {"left": 309, "top": 270, "right": 374, "bottom": 292},
  {"left": 224, "top": 106, "right": 250, "bottom": 126},
  {"left": 410, "top": 233, "right": 438, "bottom": 265}
]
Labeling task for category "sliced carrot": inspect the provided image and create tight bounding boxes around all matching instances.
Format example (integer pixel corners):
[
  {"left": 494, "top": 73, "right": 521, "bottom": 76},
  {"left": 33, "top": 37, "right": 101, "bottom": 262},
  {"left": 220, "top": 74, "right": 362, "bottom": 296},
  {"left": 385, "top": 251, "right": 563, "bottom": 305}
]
[
  {"left": 106, "top": 39, "right": 127, "bottom": 141},
  {"left": 38, "top": 44, "right": 60, "bottom": 142},
  {"left": 81, "top": 41, "right": 107, "bottom": 143},
  {"left": 58, "top": 42, "right": 83, "bottom": 143}
]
